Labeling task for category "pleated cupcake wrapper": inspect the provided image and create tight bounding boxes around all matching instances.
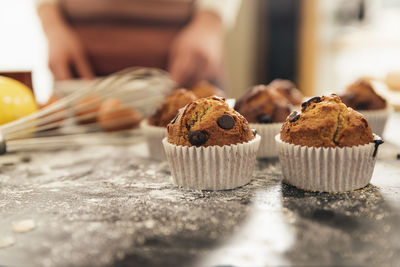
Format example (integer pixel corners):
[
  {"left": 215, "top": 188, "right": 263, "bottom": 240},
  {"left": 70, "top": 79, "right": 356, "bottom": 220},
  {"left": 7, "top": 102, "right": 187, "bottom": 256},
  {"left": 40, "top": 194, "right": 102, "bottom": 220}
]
[
  {"left": 275, "top": 134, "right": 380, "bottom": 192},
  {"left": 141, "top": 120, "right": 167, "bottom": 161},
  {"left": 359, "top": 106, "right": 392, "bottom": 137},
  {"left": 162, "top": 135, "right": 261, "bottom": 190},
  {"left": 250, "top": 123, "right": 282, "bottom": 158}
]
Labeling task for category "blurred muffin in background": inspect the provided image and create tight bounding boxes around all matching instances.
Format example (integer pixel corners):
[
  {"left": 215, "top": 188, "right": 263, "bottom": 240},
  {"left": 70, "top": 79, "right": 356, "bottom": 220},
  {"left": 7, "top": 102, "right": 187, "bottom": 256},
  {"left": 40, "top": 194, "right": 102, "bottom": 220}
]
[
  {"left": 74, "top": 95, "right": 102, "bottom": 124},
  {"left": 149, "top": 89, "right": 197, "bottom": 127},
  {"left": 269, "top": 79, "right": 303, "bottom": 106},
  {"left": 340, "top": 79, "right": 386, "bottom": 110},
  {"left": 97, "top": 98, "right": 142, "bottom": 132},
  {"left": 190, "top": 80, "right": 225, "bottom": 98},
  {"left": 234, "top": 84, "right": 292, "bottom": 158},
  {"left": 340, "top": 78, "right": 391, "bottom": 136},
  {"left": 234, "top": 85, "right": 291, "bottom": 124}
]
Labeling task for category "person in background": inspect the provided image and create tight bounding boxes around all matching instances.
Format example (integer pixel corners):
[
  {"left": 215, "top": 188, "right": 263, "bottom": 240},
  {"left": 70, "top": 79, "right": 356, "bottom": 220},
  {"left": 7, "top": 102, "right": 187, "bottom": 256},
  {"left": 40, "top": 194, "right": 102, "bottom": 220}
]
[{"left": 36, "top": 0, "right": 241, "bottom": 88}]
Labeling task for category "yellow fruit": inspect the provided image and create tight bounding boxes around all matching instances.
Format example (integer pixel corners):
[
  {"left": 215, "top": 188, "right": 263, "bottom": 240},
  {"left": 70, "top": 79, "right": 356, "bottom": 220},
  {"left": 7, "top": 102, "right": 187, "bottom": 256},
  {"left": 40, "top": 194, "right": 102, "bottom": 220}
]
[{"left": 0, "top": 76, "right": 38, "bottom": 125}]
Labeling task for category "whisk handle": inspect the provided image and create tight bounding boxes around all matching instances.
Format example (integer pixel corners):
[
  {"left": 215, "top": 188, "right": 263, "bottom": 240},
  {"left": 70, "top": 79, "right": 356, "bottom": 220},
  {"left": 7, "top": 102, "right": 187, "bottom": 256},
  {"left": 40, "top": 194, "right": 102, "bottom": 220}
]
[{"left": 0, "top": 132, "right": 6, "bottom": 155}]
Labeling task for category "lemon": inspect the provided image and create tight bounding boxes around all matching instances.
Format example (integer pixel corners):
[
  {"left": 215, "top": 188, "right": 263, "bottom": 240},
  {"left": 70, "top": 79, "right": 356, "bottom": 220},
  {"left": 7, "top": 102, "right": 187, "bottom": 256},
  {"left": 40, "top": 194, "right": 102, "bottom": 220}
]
[{"left": 0, "top": 76, "right": 38, "bottom": 126}]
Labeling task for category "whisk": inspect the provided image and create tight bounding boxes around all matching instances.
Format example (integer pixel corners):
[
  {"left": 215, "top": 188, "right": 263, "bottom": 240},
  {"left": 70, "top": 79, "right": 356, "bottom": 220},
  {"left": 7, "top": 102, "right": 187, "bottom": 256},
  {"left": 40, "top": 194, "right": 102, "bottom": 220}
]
[{"left": 0, "top": 67, "right": 175, "bottom": 154}]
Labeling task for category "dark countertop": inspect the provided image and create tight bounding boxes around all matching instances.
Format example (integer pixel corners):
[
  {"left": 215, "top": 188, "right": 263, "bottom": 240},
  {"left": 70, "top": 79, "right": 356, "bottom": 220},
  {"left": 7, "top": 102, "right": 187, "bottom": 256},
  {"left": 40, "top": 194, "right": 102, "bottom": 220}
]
[{"left": 0, "top": 114, "right": 399, "bottom": 267}]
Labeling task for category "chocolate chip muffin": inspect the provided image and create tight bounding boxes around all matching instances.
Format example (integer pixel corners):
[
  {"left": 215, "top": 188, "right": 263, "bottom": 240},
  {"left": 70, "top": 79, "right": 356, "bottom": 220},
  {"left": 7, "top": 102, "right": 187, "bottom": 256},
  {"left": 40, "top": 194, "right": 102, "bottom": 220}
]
[
  {"left": 340, "top": 79, "right": 387, "bottom": 110},
  {"left": 281, "top": 94, "right": 374, "bottom": 148},
  {"left": 190, "top": 81, "right": 225, "bottom": 98},
  {"left": 269, "top": 79, "right": 304, "bottom": 105},
  {"left": 234, "top": 85, "right": 292, "bottom": 123},
  {"left": 167, "top": 96, "right": 255, "bottom": 147},
  {"left": 148, "top": 89, "right": 197, "bottom": 127}
]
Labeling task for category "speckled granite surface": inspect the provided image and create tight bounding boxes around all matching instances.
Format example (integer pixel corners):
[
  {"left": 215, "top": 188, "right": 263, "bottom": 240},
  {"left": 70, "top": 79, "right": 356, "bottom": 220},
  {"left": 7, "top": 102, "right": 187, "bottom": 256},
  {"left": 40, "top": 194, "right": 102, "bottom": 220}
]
[{"left": 0, "top": 115, "right": 399, "bottom": 267}]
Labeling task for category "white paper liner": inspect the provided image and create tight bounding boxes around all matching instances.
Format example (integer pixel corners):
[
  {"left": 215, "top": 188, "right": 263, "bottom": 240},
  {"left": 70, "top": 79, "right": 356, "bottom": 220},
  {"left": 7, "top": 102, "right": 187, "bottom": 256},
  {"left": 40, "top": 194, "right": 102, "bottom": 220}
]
[
  {"left": 250, "top": 123, "right": 282, "bottom": 158},
  {"left": 359, "top": 106, "right": 392, "bottom": 137},
  {"left": 275, "top": 134, "right": 380, "bottom": 192},
  {"left": 141, "top": 120, "right": 168, "bottom": 161},
  {"left": 162, "top": 135, "right": 261, "bottom": 190}
]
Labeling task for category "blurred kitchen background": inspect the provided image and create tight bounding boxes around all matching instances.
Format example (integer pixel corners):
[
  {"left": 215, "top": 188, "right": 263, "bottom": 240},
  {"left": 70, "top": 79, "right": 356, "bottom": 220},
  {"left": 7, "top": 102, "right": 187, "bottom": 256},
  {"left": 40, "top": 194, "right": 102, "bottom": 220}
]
[{"left": 1, "top": 0, "right": 400, "bottom": 103}]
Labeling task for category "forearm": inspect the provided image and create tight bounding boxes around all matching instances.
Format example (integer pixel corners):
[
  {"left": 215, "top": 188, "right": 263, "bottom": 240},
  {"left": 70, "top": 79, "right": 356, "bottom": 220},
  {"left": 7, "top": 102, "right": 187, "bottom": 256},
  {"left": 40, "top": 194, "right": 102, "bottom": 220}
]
[
  {"left": 190, "top": 9, "right": 223, "bottom": 34},
  {"left": 37, "top": 2, "right": 69, "bottom": 37}
]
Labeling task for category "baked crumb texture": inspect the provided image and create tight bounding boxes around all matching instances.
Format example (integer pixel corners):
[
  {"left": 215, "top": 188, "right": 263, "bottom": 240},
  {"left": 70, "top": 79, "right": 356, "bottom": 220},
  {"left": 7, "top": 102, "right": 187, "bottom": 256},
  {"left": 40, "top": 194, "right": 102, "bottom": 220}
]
[
  {"left": 167, "top": 96, "right": 255, "bottom": 147},
  {"left": 281, "top": 94, "right": 374, "bottom": 148}
]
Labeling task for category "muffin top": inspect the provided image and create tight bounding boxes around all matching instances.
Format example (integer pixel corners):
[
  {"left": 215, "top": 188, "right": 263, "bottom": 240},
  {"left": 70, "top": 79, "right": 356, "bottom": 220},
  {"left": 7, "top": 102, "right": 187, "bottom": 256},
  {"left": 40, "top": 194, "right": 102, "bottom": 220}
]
[
  {"left": 149, "top": 89, "right": 197, "bottom": 127},
  {"left": 340, "top": 79, "right": 387, "bottom": 110},
  {"left": 167, "top": 96, "right": 255, "bottom": 147},
  {"left": 280, "top": 94, "right": 374, "bottom": 148},
  {"left": 269, "top": 79, "right": 304, "bottom": 105},
  {"left": 234, "top": 85, "right": 292, "bottom": 124},
  {"left": 190, "top": 81, "right": 225, "bottom": 98}
]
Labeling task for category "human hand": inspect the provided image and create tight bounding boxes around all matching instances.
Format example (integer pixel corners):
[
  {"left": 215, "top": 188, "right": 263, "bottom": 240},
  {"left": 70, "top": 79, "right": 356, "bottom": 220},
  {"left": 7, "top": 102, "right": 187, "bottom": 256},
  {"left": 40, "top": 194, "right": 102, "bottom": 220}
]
[
  {"left": 38, "top": 4, "right": 94, "bottom": 80},
  {"left": 168, "top": 11, "right": 223, "bottom": 88}
]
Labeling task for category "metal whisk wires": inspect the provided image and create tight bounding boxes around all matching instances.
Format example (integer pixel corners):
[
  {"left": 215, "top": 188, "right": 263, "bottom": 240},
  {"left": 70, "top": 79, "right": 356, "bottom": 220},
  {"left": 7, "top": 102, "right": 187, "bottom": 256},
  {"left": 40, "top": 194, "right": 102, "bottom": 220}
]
[{"left": 0, "top": 67, "right": 174, "bottom": 152}]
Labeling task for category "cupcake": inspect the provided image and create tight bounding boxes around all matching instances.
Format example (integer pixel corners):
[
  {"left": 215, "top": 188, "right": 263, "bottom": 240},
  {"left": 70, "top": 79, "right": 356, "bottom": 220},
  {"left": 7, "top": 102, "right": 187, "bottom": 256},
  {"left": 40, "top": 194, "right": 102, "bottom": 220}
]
[
  {"left": 276, "top": 94, "right": 383, "bottom": 192},
  {"left": 190, "top": 80, "right": 225, "bottom": 98},
  {"left": 340, "top": 79, "right": 391, "bottom": 136},
  {"left": 269, "top": 79, "right": 304, "bottom": 106},
  {"left": 163, "top": 96, "right": 260, "bottom": 190},
  {"left": 234, "top": 85, "right": 291, "bottom": 158},
  {"left": 142, "top": 89, "right": 197, "bottom": 160}
]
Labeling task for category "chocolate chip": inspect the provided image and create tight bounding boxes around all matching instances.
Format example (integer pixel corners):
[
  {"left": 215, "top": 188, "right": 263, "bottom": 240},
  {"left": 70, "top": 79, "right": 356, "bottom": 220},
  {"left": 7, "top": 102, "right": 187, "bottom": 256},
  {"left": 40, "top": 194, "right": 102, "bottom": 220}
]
[
  {"left": 252, "top": 129, "right": 257, "bottom": 137},
  {"left": 188, "top": 131, "right": 209, "bottom": 146},
  {"left": 355, "top": 102, "right": 369, "bottom": 110},
  {"left": 301, "top": 96, "right": 322, "bottom": 108},
  {"left": 217, "top": 114, "right": 235, "bottom": 130},
  {"left": 257, "top": 114, "right": 273, "bottom": 124},
  {"left": 397, "top": 153, "right": 400, "bottom": 160},
  {"left": 288, "top": 111, "right": 300, "bottom": 123},
  {"left": 283, "top": 87, "right": 292, "bottom": 94},
  {"left": 373, "top": 138, "right": 384, "bottom": 157},
  {"left": 171, "top": 114, "right": 178, "bottom": 124}
]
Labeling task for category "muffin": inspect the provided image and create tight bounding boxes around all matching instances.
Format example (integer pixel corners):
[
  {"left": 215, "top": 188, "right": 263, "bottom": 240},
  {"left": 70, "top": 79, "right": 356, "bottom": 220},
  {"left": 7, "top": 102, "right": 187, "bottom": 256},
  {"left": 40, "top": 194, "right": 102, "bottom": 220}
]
[
  {"left": 142, "top": 89, "right": 197, "bottom": 160},
  {"left": 97, "top": 98, "right": 142, "bottom": 132},
  {"left": 269, "top": 79, "right": 304, "bottom": 106},
  {"left": 276, "top": 94, "right": 383, "bottom": 192},
  {"left": 74, "top": 95, "right": 102, "bottom": 124},
  {"left": 281, "top": 94, "right": 374, "bottom": 147},
  {"left": 163, "top": 96, "right": 260, "bottom": 190},
  {"left": 235, "top": 85, "right": 292, "bottom": 123},
  {"left": 148, "top": 89, "right": 197, "bottom": 127},
  {"left": 340, "top": 79, "right": 390, "bottom": 136},
  {"left": 190, "top": 81, "right": 225, "bottom": 98},
  {"left": 341, "top": 79, "right": 386, "bottom": 110},
  {"left": 234, "top": 85, "right": 292, "bottom": 158}
]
